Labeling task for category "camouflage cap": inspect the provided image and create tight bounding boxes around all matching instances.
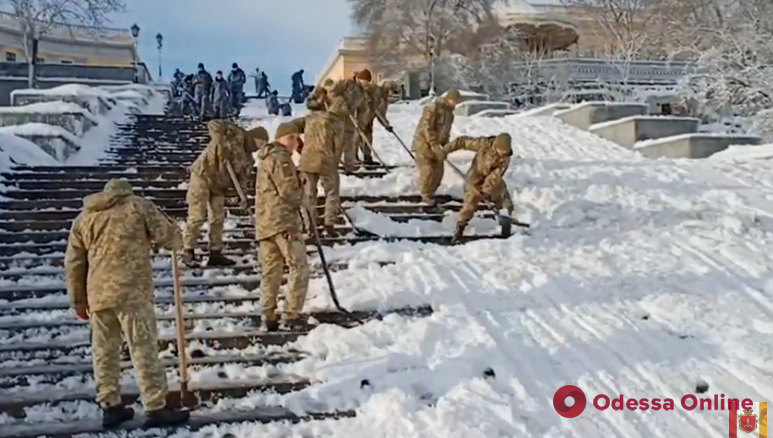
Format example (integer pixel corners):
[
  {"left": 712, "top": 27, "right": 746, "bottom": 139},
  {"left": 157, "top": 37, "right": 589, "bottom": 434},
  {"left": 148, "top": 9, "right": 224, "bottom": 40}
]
[
  {"left": 247, "top": 126, "right": 269, "bottom": 142},
  {"left": 103, "top": 178, "right": 133, "bottom": 193},
  {"left": 207, "top": 119, "right": 227, "bottom": 134},
  {"left": 275, "top": 121, "right": 302, "bottom": 139},
  {"left": 356, "top": 69, "right": 372, "bottom": 82},
  {"left": 493, "top": 133, "right": 512, "bottom": 156},
  {"left": 445, "top": 89, "right": 461, "bottom": 103}
]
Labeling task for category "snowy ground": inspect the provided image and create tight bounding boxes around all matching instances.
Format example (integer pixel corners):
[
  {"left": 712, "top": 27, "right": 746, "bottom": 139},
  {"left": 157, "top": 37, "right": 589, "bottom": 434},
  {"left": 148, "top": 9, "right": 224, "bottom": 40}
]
[
  {"left": 0, "top": 83, "right": 166, "bottom": 170},
  {"left": 3, "top": 97, "right": 773, "bottom": 436}
]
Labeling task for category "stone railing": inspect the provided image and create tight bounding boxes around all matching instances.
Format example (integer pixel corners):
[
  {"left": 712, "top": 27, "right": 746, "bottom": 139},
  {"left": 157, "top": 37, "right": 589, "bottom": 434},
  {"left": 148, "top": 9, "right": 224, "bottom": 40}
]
[
  {"left": 510, "top": 58, "right": 702, "bottom": 85},
  {"left": 0, "top": 10, "right": 132, "bottom": 44}
]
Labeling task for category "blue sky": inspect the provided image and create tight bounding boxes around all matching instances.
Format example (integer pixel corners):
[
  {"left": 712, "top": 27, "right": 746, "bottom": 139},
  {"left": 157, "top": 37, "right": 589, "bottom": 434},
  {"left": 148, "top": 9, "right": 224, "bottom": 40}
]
[{"left": 112, "top": 0, "right": 352, "bottom": 93}]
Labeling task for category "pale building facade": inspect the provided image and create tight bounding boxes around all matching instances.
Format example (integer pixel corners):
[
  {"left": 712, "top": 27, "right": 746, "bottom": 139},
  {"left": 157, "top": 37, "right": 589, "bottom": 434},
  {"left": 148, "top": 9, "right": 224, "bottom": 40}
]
[
  {"left": 0, "top": 10, "right": 136, "bottom": 66},
  {"left": 316, "top": 0, "right": 618, "bottom": 85}
]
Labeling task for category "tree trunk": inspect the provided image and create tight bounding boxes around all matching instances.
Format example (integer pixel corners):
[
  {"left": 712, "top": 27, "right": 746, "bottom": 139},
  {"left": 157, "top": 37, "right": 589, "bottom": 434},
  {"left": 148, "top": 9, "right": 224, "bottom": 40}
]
[{"left": 27, "top": 38, "right": 39, "bottom": 89}]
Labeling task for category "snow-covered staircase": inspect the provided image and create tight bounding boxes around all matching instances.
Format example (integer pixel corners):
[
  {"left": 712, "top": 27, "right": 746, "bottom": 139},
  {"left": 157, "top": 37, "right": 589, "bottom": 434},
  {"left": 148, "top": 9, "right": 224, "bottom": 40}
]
[{"left": 0, "top": 112, "right": 505, "bottom": 436}]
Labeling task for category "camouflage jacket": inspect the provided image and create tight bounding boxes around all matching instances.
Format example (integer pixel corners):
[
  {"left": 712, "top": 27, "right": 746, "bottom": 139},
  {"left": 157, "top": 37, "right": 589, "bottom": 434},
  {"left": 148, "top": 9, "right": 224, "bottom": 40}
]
[
  {"left": 412, "top": 99, "right": 455, "bottom": 160},
  {"left": 65, "top": 180, "right": 182, "bottom": 312},
  {"left": 328, "top": 78, "right": 364, "bottom": 120},
  {"left": 451, "top": 136, "right": 514, "bottom": 209},
  {"left": 357, "top": 83, "right": 391, "bottom": 127},
  {"left": 306, "top": 87, "right": 328, "bottom": 112},
  {"left": 296, "top": 112, "right": 338, "bottom": 175},
  {"left": 189, "top": 124, "right": 254, "bottom": 196},
  {"left": 255, "top": 143, "right": 304, "bottom": 239}
]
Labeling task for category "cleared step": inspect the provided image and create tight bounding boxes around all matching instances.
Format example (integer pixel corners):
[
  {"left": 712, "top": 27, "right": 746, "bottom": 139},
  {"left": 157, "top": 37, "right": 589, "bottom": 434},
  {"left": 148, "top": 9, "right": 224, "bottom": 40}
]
[
  {"left": 0, "top": 306, "right": 431, "bottom": 352},
  {"left": 0, "top": 378, "right": 317, "bottom": 419},
  {"left": 0, "top": 405, "right": 354, "bottom": 437},
  {"left": 0, "top": 305, "right": 432, "bottom": 331},
  {"left": 0, "top": 351, "right": 302, "bottom": 379},
  {"left": 0, "top": 233, "right": 504, "bottom": 257}
]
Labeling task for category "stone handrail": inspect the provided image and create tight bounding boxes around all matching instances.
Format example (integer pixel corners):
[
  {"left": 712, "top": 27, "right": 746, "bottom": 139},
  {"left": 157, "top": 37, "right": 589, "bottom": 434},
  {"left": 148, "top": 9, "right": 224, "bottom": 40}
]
[
  {"left": 0, "top": 10, "right": 131, "bottom": 43},
  {"left": 510, "top": 58, "right": 703, "bottom": 84}
]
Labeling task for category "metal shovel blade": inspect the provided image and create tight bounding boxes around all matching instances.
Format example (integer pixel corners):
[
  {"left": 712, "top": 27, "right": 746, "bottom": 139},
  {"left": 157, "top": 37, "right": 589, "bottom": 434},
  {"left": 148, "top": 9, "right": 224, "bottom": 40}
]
[{"left": 498, "top": 214, "right": 512, "bottom": 237}]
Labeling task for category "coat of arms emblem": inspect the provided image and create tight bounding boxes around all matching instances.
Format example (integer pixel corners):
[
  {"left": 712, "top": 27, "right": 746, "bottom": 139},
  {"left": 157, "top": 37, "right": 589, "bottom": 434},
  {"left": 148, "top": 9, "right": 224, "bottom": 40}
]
[{"left": 739, "top": 409, "right": 758, "bottom": 433}]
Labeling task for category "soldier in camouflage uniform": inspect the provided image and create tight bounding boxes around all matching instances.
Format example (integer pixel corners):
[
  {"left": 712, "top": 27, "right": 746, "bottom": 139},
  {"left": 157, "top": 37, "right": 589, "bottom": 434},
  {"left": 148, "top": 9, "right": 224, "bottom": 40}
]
[
  {"left": 443, "top": 133, "right": 515, "bottom": 240},
  {"left": 255, "top": 122, "right": 311, "bottom": 331},
  {"left": 65, "top": 179, "right": 189, "bottom": 428},
  {"left": 412, "top": 89, "right": 460, "bottom": 205},
  {"left": 182, "top": 120, "right": 265, "bottom": 267},
  {"left": 306, "top": 80, "right": 332, "bottom": 112},
  {"left": 323, "top": 72, "right": 367, "bottom": 172},
  {"left": 354, "top": 78, "right": 398, "bottom": 164},
  {"left": 289, "top": 113, "right": 342, "bottom": 236}
]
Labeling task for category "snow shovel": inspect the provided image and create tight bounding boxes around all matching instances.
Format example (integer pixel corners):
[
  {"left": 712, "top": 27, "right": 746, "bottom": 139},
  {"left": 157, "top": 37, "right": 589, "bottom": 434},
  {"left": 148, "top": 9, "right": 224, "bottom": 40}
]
[
  {"left": 226, "top": 161, "right": 252, "bottom": 214},
  {"left": 170, "top": 249, "right": 197, "bottom": 409},
  {"left": 302, "top": 206, "right": 364, "bottom": 325}
]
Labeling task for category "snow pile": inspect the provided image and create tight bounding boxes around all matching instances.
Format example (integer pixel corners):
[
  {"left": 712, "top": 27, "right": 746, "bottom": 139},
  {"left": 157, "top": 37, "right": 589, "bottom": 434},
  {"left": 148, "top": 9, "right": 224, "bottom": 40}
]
[
  {"left": 0, "top": 131, "right": 57, "bottom": 171},
  {"left": 0, "top": 101, "right": 97, "bottom": 119},
  {"left": 0, "top": 123, "right": 81, "bottom": 160},
  {"left": 346, "top": 204, "right": 500, "bottom": 236},
  {"left": 708, "top": 144, "right": 773, "bottom": 161},
  {"left": 98, "top": 84, "right": 166, "bottom": 115}
]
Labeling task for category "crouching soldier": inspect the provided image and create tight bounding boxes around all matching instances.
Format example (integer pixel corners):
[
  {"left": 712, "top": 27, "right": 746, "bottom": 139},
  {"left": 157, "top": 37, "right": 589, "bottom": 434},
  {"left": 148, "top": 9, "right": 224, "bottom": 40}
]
[
  {"left": 412, "top": 89, "right": 459, "bottom": 205},
  {"left": 256, "top": 122, "right": 311, "bottom": 331},
  {"left": 443, "top": 133, "right": 515, "bottom": 241},
  {"left": 65, "top": 179, "right": 189, "bottom": 428},
  {"left": 182, "top": 120, "right": 258, "bottom": 267}
]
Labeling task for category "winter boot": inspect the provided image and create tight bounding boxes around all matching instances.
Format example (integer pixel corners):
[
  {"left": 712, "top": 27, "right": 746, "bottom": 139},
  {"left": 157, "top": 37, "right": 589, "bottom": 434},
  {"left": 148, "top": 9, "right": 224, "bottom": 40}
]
[
  {"left": 363, "top": 156, "right": 377, "bottom": 166},
  {"left": 324, "top": 225, "right": 339, "bottom": 237},
  {"left": 180, "top": 249, "right": 198, "bottom": 268},
  {"left": 280, "top": 317, "right": 307, "bottom": 331},
  {"left": 143, "top": 406, "right": 190, "bottom": 428},
  {"left": 452, "top": 223, "right": 467, "bottom": 243},
  {"left": 205, "top": 250, "right": 236, "bottom": 267},
  {"left": 102, "top": 404, "right": 134, "bottom": 428},
  {"left": 262, "top": 319, "right": 279, "bottom": 332}
]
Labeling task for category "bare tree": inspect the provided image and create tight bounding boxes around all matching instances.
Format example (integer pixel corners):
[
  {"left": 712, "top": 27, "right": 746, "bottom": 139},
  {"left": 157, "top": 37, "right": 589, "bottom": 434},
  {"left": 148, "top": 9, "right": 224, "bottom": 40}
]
[
  {"left": 1, "top": 0, "right": 126, "bottom": 88},
  {"left": 348, "top": 0, "right": 503, "bottom": 92}
]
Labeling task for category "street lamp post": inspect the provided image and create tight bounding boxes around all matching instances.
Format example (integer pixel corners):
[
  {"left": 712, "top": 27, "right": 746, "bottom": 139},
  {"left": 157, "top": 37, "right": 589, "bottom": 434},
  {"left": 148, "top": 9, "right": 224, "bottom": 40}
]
[
  {"left": 156, "top": 33, "right": 163, "bottom": 80},
  {"left": 130, "top": 23, "right": 140, "bottom": 83},
  {"left": 428, "top": 35, "right": 436, "bottom": 96}
]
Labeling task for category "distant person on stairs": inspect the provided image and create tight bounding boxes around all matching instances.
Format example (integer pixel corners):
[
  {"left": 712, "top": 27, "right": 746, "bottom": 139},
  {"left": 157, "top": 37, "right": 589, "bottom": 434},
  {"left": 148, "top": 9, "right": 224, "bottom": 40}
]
[
  {"left": 182, "top": 120, "right": 257, "bottom": 268},
  {"left": 255, "top": 122, "right": 310, "bottom": 332},
  {"left": 64, "top": 178, "right": 190, "bottom": 429},
  {"left": 194, "top": 63, "right": 213, "bottom": 120},
  {"left": 443, "top": 133, "right": 514, "bottom": 241},
  {"left": 212, "top": 71, "right": 231, "bottom": 118},
  {"left": 267, "top": 90, "right": 280, "bottom": 115},
  {"left": 228, "top": 63, "right": 246, "bottom": 110},
  {"left": 412, "top": 89, "right": 459, "bottom": 205}
]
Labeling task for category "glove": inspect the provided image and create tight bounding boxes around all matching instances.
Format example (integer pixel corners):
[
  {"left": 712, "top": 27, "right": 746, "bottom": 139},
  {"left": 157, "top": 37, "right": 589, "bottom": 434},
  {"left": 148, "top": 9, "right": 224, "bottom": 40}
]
[
  {"left": 74, "top": 303, "right": 90, "bottom": 321},
  {"left": 385, "top": 124, "right": 394, "bottom": 133}
]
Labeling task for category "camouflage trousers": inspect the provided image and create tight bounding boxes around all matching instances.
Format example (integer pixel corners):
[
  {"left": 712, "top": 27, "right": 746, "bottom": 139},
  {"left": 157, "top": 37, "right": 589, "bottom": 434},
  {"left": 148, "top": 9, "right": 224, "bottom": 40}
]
[
  {"left": 341, "top": 119, "right": 357, "bottom": 171},
  {"left": 458, "top": 181, "right": 513, "bottom": 225},
  {"left": 183, "top": 179, "right": 225, "bottom": 252},
  {"left": 355, "top": 119, "right": 374, "bottom": 161},
  {"left": 300, "top": 171, "right": 340, "bottom": 227},
  {"left": 194, "top": 87, "right": 210, "bottom": 119},
  {"left": 259, "top": 232, "right": 310, "bottom": 322},
  {"left": 90, "top": 301, "right": 168, "bottom": 411},
  {"left": 415, "top": 156, "right": 445, "bottom": 202}
]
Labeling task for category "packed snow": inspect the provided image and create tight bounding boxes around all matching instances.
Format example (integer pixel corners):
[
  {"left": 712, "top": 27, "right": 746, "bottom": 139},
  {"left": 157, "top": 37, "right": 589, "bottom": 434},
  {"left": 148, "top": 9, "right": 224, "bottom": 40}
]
[{"left": 3, "top": 96, "right": 773, "bottom": 436}]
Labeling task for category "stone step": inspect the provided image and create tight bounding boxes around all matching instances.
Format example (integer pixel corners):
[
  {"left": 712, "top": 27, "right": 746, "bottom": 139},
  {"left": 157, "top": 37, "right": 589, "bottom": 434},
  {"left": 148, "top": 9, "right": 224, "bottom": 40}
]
[{"left": 0, "top": 233, "right": 503, "bottom": 257}]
